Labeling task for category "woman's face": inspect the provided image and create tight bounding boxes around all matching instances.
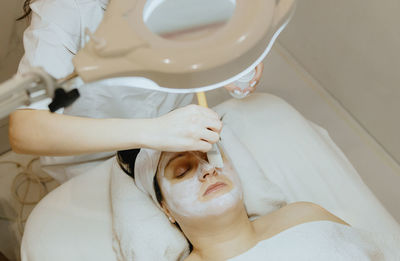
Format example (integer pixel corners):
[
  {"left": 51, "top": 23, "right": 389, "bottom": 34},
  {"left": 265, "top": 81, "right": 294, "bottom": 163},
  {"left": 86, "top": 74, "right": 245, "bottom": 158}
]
[{"left": 157, "top": 151, "right": 242, "bottom": 218}]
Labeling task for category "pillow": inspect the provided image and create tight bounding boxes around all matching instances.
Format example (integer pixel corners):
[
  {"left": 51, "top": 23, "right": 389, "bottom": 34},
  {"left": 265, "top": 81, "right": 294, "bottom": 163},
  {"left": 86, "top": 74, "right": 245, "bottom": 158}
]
[
  {"left": 220, "top": 125, "right": 287, "bottom": 219},
  {"left": 110, "top": 159, "right": 189, "bottom": 261}
]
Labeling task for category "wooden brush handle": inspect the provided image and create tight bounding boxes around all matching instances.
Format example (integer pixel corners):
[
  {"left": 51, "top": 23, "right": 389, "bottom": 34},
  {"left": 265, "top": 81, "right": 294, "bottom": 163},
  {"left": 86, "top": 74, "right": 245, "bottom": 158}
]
[{"left": 196, "top": 92, "right": 208, "bottom": 108}]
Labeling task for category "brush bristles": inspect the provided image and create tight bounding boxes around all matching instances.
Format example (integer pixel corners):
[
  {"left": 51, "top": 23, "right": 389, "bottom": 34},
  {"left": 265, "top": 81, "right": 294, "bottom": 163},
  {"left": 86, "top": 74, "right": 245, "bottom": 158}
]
[{"left": 207, "top": 143, "right": 224, "bottom": 168}]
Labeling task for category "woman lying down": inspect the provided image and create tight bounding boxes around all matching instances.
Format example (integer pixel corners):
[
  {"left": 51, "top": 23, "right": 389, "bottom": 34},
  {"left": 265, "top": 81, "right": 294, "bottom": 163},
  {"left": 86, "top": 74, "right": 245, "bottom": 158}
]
[{"left": 117, "top": 149, "right": 399, "bottom": 261}]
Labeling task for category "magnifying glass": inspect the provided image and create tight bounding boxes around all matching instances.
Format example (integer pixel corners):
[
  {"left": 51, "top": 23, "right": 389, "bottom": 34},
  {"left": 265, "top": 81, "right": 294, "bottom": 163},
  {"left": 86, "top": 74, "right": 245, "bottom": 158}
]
[{"left": 73, "top": 0, "right": 297, "bottom": 93}]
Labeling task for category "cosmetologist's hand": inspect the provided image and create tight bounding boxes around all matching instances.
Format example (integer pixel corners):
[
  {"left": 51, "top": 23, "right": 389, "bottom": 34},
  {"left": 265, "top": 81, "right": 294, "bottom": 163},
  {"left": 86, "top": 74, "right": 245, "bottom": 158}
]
[
  {"left": 224, "top": 62, "right": 264, "bottom": 94},
  {"left": 146, "top": 105, "right": 222, "bottom": 152}
]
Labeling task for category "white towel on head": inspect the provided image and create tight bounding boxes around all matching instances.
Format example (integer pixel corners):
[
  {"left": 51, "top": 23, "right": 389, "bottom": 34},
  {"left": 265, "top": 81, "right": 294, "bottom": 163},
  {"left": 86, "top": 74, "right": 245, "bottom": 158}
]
[{"left": 134, "top": 149, "right": 162, "bottom": 208}]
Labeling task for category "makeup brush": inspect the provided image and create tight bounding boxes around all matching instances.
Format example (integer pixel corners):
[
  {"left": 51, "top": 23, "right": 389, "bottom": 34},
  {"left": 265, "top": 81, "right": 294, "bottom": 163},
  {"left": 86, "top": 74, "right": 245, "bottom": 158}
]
[{"left": 196, "top": 92, "right": 224, "bottom": 168}]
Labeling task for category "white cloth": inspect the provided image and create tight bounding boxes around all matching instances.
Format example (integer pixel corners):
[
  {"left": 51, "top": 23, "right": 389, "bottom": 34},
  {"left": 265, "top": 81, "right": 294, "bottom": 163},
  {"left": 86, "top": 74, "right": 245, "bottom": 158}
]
[
  {"left": 133, "top": 149, "right": 163, "bottom": 208},
  {"left": 229, "top": 221, "right": 400, "bottom": 260},
  {"left": 112, "top": 125, "right": 287, "bottom": 261},
  {"left": 17, "top": 0, "right": 193, "bottom": 182}
]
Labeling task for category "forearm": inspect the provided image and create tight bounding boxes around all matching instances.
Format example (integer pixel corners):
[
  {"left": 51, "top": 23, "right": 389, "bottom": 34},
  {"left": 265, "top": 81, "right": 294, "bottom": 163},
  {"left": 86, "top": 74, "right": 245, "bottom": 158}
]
[{"left": 9, "top": 110, "right": 151, "bottom": 156}]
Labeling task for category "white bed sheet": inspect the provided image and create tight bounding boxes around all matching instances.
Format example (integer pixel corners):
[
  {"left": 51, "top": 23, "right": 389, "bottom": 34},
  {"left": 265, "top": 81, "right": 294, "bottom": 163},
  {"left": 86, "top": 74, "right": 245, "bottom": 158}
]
[{"left": 21, "top": 93, "right": 400, "bottom": 261}]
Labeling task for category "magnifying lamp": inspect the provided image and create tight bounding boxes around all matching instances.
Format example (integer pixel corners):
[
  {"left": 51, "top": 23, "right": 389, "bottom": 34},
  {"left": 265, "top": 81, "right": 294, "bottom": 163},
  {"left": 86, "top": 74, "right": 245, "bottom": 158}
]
[
  {"left": 0, "top": 0, "right": 296, "bottom": 118},
  {"left": 74, "top": 0, "right": 297, "bottom": 93}
]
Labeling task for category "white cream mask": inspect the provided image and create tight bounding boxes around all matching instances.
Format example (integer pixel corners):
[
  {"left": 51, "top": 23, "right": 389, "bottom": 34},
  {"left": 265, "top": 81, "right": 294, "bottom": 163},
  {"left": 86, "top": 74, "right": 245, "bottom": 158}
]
[{"left": 158, "top": 152, "right": 243, "bottom": 218}]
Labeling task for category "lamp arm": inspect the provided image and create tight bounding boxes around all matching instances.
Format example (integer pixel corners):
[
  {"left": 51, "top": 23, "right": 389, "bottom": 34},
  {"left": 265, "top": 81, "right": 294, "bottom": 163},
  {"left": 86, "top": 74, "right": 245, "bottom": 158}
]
[{"left": 0, "top": 68, "right": 80, "bottom": 118}]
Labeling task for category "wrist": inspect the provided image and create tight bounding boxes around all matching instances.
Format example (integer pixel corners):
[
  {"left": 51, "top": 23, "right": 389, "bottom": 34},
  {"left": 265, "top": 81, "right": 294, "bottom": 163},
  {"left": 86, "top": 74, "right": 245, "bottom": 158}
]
[{"left": 129, "top": 117, "right": 159, "bottom": 149}]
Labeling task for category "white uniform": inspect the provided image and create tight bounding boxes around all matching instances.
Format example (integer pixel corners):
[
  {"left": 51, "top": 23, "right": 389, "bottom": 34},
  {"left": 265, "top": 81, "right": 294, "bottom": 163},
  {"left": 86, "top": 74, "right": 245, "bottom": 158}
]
[{"left": 18, "top": 0, "right": 193, "bottom": 182}]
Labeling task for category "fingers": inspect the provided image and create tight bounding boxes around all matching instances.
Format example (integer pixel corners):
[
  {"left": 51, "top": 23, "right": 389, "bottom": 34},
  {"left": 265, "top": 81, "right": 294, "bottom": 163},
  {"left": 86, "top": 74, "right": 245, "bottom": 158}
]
[
  {"left": 200, "top": 129, "right": 220, "bottom": 144},
  {"left": 224, "top": 63, "right": 264, "bottom": 94},
  {"left": 196, "top": 140, "right": 213, "bottom": 152},
  {"left": 253, "top": 62, "right": 264, "bottom": 83},
  {"left": 224, "top": 83, "right": 242, "bottom": 92},
  {"left": 205, "top": 118, "right": 223, "bottom": 133},
  {"left": 245, "top": 62, "right": 264, "bottom": 93},
  {"left": 160, "top": 104, "right": 222, "bottom": 152}
]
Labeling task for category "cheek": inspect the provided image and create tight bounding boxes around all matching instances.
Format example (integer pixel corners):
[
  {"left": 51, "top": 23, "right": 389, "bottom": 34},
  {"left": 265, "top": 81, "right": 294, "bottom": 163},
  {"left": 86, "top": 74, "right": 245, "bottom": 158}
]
[
  {"left": 222, "top": 163, "right": 240, "bottom": 183},
  {"left": 160, "top": 177, "right": 201, "bottom": 206}
]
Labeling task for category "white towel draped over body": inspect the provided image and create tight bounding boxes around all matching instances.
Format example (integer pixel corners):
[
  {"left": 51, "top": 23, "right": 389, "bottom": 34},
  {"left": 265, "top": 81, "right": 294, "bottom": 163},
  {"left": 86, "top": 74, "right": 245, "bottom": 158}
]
[{"left": 229, "top": 221, "right": 400, "bottom": 261}]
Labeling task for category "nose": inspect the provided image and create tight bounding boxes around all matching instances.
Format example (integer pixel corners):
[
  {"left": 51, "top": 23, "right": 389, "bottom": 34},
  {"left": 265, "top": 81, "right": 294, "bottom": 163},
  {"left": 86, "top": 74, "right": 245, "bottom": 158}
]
[{"left": 199, "top": 163, "right": 217, "bottom": 181}]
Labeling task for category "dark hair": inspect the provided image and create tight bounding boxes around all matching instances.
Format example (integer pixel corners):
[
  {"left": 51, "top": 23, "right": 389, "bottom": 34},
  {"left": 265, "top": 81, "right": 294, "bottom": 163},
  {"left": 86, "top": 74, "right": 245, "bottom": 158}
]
[
  {"left": 116, "top": 149, "right": 141, "bottom": 179},
  {"left": 17, "top": 0, "right": 33, "bottom": 21},
  {"left": 153, "top": 170, "right": 164, "bottom": 205}
]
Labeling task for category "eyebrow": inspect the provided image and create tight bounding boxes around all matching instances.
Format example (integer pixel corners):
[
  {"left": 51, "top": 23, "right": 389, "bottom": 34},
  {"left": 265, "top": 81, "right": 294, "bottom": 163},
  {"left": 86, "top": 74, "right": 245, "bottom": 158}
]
[{"left": 165, "top": 153, "right": 186, "bottom": 170}]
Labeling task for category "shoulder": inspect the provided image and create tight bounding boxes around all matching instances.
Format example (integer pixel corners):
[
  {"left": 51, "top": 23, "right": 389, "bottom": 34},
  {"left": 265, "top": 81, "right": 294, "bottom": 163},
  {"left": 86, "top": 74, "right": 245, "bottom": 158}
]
[
  {"left": 21, "top": 0, "right": 105, "bottom": 77},
  {"left": 29, "top": 0, "right": 88, "bottom": 32},
  {"left": 30, "top": 0, "right": 81, "bottom": 22},
  {"left": 281, "top": 202, "right": 348, "bottom": 225},
  {"left": 30, "top": 0, "right": 103, "bottom": 27},
  {"left": 29, "top": 0, "right": 105, "bottom": 47},
  {"left": 253, "top": 201, "right": 349, "bottom": 240},
  {"left": 28, "top": 0, "right": 82, "bottom": 51},
  {"left": 184, "top": 253, "right": 201, "bottom": 261}
]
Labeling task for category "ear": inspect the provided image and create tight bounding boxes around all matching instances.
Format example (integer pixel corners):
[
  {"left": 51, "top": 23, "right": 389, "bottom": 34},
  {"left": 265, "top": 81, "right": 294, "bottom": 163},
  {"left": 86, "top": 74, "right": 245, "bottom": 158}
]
[{"left": 161, "top": 201, "right": 176, "bottom": 224}]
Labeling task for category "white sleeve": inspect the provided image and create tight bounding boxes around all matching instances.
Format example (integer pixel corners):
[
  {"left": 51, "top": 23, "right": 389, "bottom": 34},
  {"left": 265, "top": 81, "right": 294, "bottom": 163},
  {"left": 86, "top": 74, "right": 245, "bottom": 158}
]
[
  {"left": 17, "top": 0, "right": 81, "bottom": 110},
  {"left": 18, "top": 0, "right": 81, "bottom": 78}
]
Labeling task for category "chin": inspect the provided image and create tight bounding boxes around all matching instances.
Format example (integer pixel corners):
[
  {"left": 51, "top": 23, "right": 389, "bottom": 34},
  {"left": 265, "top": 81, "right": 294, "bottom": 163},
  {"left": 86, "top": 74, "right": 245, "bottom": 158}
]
[{"left": 202, "top": 189, "right": 242, "bottom": 216}]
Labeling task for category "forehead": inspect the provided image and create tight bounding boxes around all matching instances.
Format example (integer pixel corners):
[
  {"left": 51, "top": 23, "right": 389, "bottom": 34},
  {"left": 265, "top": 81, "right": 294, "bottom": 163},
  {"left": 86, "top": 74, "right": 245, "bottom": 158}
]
[
  {"left": 156, "top": 151, "right": 188, "bottom": 180},
  {"left": 159, "top": 151, "right": 184, "bottom": 165},
  {"left": 160, "top": 151, "right": 206, "bottom": 163},
  {"left": 158, "top": 151, "right": 186, "bottom": 171}
]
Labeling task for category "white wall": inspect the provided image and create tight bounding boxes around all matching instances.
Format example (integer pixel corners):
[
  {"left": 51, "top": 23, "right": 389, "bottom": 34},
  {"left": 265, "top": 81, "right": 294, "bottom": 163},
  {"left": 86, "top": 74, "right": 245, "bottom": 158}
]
[{"left": 278, "top": 0, "right": 400, "bottom": 164}]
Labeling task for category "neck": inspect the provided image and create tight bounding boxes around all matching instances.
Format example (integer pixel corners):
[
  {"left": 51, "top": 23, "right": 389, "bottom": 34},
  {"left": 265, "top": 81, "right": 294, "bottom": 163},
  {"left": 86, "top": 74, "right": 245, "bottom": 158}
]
[{"left": 179, "top": 204, "right": 257, "bottom": 260}]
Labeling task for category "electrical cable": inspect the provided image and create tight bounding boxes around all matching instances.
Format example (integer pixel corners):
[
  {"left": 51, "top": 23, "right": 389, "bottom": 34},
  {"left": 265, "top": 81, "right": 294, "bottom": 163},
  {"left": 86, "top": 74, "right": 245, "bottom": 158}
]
[{"left": 0, "top": 158, "right": 58, "bottom": 236}]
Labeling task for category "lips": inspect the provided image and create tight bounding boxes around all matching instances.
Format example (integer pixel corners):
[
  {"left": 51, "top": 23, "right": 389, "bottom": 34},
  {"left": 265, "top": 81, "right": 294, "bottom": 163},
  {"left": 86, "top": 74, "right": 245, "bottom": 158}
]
[{"left": 203, "top": 182, "right": 227, "bottom": 196}]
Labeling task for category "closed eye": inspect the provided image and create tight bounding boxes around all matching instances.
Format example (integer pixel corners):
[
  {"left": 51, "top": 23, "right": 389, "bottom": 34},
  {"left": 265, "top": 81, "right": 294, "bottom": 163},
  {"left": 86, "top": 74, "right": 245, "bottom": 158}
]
[{"left": 175, "top": 167, "right": 191, "bottom": 178}]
